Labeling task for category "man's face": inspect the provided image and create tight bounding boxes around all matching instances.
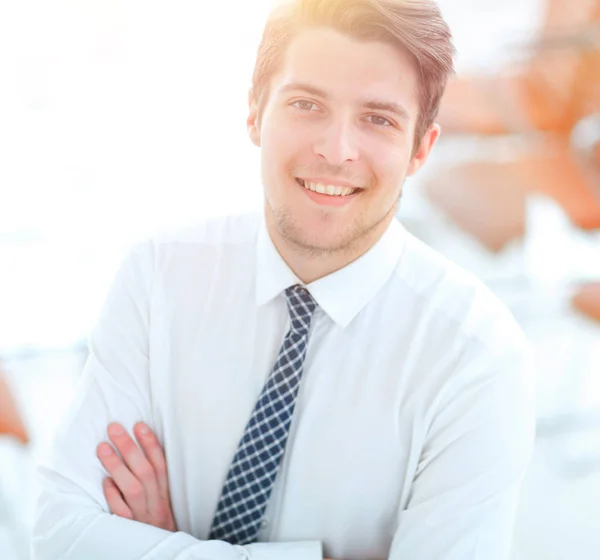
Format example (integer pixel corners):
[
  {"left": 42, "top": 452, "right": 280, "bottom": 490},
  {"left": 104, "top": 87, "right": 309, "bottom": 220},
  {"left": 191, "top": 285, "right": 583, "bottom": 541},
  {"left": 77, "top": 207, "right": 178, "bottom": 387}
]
[{"left": 248, "top": 26, "right": 439, "bottom": 254}]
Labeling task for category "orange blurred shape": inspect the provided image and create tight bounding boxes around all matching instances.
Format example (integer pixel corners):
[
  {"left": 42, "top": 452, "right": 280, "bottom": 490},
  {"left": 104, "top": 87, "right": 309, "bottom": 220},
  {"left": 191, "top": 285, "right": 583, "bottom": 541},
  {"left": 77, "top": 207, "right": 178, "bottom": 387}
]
[
  {"left": 572, "top": 282, "right": 600, "bottom": 321},
  {"left": 0, "top": 369, "right": 29, "bottom": 445}
]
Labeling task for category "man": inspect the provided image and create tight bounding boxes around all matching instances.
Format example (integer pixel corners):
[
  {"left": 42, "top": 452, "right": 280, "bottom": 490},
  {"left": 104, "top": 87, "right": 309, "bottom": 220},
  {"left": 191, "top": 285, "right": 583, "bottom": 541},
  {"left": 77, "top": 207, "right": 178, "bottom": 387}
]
[{"left": 32, "top": 0, "right": 536, "bottom": 558}]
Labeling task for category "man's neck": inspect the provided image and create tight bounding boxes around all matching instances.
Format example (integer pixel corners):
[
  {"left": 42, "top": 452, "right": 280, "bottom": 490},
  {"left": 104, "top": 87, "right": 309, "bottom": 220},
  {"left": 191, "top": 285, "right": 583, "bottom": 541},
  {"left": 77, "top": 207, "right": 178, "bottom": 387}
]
[{"left": 265, "top": 214, "right": 393, "bottom": 285}]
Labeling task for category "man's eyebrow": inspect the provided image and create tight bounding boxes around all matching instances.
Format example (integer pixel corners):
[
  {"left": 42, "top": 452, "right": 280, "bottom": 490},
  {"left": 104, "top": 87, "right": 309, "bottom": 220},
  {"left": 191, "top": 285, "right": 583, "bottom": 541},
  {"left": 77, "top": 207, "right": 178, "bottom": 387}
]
[
  {"left": 278, "top": 82, "right": 411, "bottom": 121},
  {"left": 359, "top": 97, "right": 411, "bottom": 121},
  {"left": 278, "top": 82, "right": 329, "bottom": 98}
]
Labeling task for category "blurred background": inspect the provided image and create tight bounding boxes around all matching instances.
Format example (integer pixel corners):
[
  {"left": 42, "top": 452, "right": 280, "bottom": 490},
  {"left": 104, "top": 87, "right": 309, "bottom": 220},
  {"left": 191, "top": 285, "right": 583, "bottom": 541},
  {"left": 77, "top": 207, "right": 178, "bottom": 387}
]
[{"left": 1, "top": 0, "right": 599, "bottom": 558}]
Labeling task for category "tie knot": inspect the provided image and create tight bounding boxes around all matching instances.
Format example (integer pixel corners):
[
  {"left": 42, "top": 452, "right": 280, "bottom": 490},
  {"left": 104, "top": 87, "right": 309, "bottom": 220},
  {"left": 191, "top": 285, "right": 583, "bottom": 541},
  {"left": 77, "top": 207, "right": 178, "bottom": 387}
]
[{"left": 284, "top": 285, "right": 317, "bottom": 335}]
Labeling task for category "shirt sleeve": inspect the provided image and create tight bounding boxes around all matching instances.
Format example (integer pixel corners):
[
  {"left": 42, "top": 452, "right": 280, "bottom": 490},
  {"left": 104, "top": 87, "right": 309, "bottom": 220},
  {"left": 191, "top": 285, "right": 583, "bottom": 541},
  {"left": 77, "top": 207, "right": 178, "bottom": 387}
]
[
  {"left": 388, "top": 342, "right": 537, "bottom": 560},
  {"left": 31, "top": 241, "right": 322, "bottom": 560}
]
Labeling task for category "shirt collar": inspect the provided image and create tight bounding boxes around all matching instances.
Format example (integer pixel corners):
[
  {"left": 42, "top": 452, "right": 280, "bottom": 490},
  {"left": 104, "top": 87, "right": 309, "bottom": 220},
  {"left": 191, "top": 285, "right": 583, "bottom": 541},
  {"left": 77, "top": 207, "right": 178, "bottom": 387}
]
[{"left": 255, "top": 215, "right": 406, "bottom": 329}]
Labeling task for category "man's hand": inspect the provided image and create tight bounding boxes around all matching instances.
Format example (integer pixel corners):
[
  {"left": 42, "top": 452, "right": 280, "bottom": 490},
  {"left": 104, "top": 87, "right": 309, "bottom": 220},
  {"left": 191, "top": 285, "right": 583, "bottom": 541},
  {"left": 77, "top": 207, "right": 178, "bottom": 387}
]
[{"left": 97, "top": 421, "right": 177, "bottom": 532}]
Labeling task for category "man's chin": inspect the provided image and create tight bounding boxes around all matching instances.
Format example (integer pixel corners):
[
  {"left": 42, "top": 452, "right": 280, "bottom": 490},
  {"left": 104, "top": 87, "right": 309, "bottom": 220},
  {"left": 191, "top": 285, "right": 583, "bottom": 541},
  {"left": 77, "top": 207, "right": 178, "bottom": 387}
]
[
  {"left": 267, "top": 204, "right": 362, "bottom": 253},
  {"left": 283, "top": 227, "right": 356, "bottom": 255}
]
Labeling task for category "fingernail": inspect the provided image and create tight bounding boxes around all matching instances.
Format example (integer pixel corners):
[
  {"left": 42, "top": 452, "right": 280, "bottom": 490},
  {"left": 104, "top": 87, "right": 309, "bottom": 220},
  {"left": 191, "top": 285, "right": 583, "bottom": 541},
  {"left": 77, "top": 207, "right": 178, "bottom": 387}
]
[{"left": 138, "top": 423, "right": 149, "bottom": 435}]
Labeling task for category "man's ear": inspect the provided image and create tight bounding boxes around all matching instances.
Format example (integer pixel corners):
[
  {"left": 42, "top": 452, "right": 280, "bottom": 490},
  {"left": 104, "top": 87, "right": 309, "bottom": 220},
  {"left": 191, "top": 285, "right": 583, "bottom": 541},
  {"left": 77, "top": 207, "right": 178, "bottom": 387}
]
[
  {"left": 247, "top": 88, "right": 261, "bottom": 147},
  {"left": 406, "top": 123, "right": 441, "bottom": 177}
]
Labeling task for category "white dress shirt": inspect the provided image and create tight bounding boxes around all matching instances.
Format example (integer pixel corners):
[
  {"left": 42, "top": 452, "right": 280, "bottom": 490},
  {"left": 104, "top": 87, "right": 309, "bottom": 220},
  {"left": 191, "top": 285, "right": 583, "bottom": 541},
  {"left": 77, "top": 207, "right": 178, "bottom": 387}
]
[{"left": 32, "top": 211, "right": 536, "bottom": 560}]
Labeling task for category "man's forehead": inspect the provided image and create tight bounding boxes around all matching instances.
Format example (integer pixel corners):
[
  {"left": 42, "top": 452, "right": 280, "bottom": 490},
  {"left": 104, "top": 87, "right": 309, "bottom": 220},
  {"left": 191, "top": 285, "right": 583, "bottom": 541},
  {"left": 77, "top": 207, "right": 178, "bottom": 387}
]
[
  {"left": 283, "top": 26, "right": 415, "bottom": 66},
  {"left": 276, "top": 28, "right": 419, "bottom": 97}
]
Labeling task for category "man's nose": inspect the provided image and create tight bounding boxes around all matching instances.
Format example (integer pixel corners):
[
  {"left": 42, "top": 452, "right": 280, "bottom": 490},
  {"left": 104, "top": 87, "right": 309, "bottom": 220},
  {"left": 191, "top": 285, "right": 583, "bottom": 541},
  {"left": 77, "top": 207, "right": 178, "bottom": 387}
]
[{"left": 312, "top": 120, "right": 360, "bottom": 166}]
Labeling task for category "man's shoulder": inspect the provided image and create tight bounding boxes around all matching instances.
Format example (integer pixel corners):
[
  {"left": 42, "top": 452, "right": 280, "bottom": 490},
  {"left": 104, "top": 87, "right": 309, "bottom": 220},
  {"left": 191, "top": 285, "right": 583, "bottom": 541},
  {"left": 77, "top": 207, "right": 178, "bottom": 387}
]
[
  {"left": 395, "top": 231, "right": 529, "bottom": 359},
  {"left": 120, "top": 211, "right": 262, "bottom": 281}
]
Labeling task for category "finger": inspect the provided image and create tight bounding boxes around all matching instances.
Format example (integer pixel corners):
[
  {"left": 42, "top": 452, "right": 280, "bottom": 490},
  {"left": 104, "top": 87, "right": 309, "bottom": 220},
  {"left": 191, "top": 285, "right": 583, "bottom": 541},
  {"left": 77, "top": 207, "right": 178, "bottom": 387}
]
[
  {"left": 107, "top": 423, "right": 161, "bottom": 512},
  {"left": 96, "top": 441, "right": 146, "bottom": 514},
  {"left": 133, "top": 422, "right": 170, "bottom": 500},
  {"left": 103, "top": 477, "right": 133, "bottom": 520}
]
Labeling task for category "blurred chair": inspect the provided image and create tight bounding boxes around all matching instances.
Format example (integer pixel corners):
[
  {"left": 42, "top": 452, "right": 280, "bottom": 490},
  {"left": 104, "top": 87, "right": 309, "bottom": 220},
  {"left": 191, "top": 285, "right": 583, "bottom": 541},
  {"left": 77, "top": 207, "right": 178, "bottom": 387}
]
[
  {"left": 424, "top": 0, "right": 600, "bottom": 253},
  {"left": 0, "top": 366, "right": 28, "bottom": 445},
  {"left": 424, "top": 133, "right": 600, "bottom": 252}
]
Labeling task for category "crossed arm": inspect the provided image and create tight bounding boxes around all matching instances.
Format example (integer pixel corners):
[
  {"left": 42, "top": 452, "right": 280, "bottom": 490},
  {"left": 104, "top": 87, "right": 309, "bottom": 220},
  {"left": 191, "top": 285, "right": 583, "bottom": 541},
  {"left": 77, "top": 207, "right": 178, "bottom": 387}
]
[{"left": 97, "top": 421, "right": 335, "bottom": 559}]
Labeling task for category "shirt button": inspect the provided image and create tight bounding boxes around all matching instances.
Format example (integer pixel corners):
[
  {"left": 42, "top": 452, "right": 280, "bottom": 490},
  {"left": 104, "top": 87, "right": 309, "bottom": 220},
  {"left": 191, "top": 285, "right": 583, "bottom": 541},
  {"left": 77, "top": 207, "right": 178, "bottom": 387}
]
[{"left": 260, "top": 518, "right": 269, "bottom": 529}]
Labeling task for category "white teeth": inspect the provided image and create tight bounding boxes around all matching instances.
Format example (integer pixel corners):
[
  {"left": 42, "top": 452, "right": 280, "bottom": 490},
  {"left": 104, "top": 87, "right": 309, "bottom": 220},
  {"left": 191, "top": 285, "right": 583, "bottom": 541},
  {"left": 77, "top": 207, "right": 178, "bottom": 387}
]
[{"left": 302, "top": 181, "right": 356, "bottom": 196}]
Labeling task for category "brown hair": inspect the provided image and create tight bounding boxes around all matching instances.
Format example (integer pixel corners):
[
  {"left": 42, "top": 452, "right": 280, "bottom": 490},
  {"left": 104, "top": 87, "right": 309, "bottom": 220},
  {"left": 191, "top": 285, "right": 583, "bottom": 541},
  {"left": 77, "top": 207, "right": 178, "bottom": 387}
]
[{"left": 252, "top": 0, "right": 455, "bottom": 154}]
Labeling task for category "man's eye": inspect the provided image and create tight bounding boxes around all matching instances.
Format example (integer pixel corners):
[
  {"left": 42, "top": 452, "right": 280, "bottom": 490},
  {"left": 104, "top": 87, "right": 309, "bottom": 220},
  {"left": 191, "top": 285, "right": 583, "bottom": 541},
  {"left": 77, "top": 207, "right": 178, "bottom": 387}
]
[
  {"left": 367, "top": 115, "right": 393, "bottom": 127},
  {"left": 292, "top": 100, "right": 317, "bottom": 111}
]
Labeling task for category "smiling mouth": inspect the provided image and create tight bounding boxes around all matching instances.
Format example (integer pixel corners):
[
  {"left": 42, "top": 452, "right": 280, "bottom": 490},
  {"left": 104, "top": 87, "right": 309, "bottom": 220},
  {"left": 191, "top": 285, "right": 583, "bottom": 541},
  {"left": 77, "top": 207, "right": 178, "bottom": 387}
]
[{"left": 295, "top": 178, "right": 362, "bottom": 197}]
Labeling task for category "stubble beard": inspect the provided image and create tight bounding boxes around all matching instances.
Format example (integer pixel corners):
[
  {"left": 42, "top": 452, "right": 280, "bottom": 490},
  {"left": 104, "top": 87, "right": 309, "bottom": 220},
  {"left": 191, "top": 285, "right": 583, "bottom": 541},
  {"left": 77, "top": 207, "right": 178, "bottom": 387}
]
[{"left": 267, "top": 189, "right": 402, "bottom": 259}]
